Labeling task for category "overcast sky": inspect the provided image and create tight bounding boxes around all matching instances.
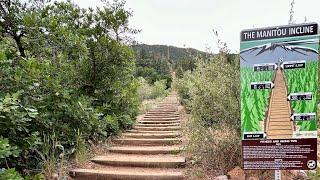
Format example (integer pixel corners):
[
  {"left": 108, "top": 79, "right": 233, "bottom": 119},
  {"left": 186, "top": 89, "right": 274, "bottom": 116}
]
[{"left": 73, "top": 0, "right": 320, "bottom": 52}]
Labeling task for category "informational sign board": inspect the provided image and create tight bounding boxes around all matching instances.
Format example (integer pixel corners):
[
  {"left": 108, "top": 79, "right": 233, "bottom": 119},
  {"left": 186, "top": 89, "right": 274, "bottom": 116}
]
[{"left": 240, "top": 23, "right": 318, "bottom": 170}]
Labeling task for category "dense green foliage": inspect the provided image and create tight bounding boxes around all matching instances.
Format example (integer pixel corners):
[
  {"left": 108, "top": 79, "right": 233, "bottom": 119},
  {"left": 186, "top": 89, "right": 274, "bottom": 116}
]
[
  {"left": 137, "top": 77, "right": 169, "bottom": 114},
  {"left": 176, "top": 55, "right": 240, "bottom": 128},
  {"left": 0, "top": 168, "right": 23, "bottom": 180},
  {"left": 175, "top": 56, "right": 197, "bottom": 78},
  {"left": 137, "top": 77, "right": 168, "bottom": 101},
  {"left": 0, "top": 0, "right": 139, "bottom": 178},
  {"left": 285, "top": 61, "right": 318, "bottom": 131},
  {"left": 175, "top": 53, "right": 241, "bottom": 173},
  {"left": 135, "top": 49, "right": 172, "bottom": 88},
  {"left": 240, "top": 68, "right": 273, "bottom": 133}
]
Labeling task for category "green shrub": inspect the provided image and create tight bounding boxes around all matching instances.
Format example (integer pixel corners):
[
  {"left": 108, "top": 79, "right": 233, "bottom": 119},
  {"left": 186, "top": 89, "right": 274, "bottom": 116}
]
[
  {"left": 0, "top": 138, "right": 23, "bottom": 180},
  {"left": 137, "top": 77, "right": 153, "bottom": 101},
  {"left": 0, "top": 168, "right": 23, "bottom": 180},
  {"left": 151, "top": 79, "right": 168, "bottom": 99},
  {"left": 176, "top": 54, "right": 241, "bottom": 174},
  {"left": 177, "top": 55, "right": 240, "bottom": 129},
  {"left": 0, "top": 138, "right": 21, "bottom": 166},
  {"left": 74, "top": 129, "right": 88, "bottom": 165},
  {"left": 0, "top": 0, "right": 140, "bottom": 177},
  {"left": 135, "top": 56, "right": 172, "bottom": 89},
  {"left": 174, "top": 71, "right": 194, "bottom": 109},
  {"left": 137, "top": 77, "right": 168, "bottom": 101}
]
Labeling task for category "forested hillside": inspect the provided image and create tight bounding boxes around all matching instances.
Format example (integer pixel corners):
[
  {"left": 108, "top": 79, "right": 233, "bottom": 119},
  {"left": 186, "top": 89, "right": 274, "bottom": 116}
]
[
  {"left": 133, "top": 44, "right": 213, "bottom": 80},
  {"left": 132, "top": 44, "right": 208, "bottom": 63}
]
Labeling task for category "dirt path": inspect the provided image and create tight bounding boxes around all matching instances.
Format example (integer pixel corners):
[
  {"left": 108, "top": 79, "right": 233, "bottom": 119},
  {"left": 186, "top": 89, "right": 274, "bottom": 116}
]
[
  {"left": 266, "top": 69, "right": 294, "bottom": 139},
  {"left": 70, "top": 92, "right": 186, "bottom": 180}
]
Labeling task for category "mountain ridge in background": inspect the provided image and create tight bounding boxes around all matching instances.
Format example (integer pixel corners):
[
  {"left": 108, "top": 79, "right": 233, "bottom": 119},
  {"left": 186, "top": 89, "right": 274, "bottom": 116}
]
[{"left": 131, "top": 44, "right": 208, "bottom": 62}]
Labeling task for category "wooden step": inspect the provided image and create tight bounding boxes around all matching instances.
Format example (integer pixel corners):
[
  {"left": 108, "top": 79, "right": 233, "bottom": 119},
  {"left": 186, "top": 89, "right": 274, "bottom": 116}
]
[
  {"left": 108, "top": 146, "right": 182, "bottom": 154},
  {"left": 144, "top": 115, "right": 179, "bottom": 118},
  {"left": 144, "top": 116, "right": 179, "bottom": 119},
  {"left": 270, "top": 103, "right": 288, "bottom": 106},
  {"left": 268, "top": 134, "right": 292, "bottom": 139},
  {"left": 133, "top": 126, "right": 181, "bottom": 131},
  {"left": 138, "top": 120, "right": 181, "bottom": 124},
  {"left": 145, "top": 113, "right": 178, "bottom": 115},
  {"left": 270, "top": 112, "right": 290, "bottom": 116},
  {"left": 269, "top": 115, "right": 290, "bottom": 119},
  {"left": 270, "top": 106, "right": 288, "bottom": 109},
  {"left": 272, "top": 92, "right": 286, "bottom": 95},
  {"left": 122, "top": 132, "right": 180, "bottom": 139},
  {"left": 143, "top": 117, "right": 180, "bottom": 121},
  {"left": 91, "top": 154, "right": 186, "bottom": 168},
  {"left": 268, "top": 125, "right": 292, "bottom": 130},
  {"left": 270, "top": 108, "right": 289, "bottom": 111},
  {"left": 267, "top": 129, "right": 292, "bottom": 136},
  {"left": 127, "top": 130, "right": 179, "bottom": 134},
  {"left": 270, "top": 109, "right": 289, "bottom": 113},
  {"left": 158, "top": 104, "right": 178, "bottom": 107},
  {"left": 114, "top": 138, "right": 182, "bottom": 145},
  {"left": 157, "top": 105, "right": 176, "bottom": 107},
  {"left": 268, "top": 119, "right": 290, "bottom": 123},
  {"left": 269, "top": 122, "right": 291, "bottom": 126},
  {"left": 151, "top": 110, "right": 178, "bottom": 113},
  {"left": 146, "top": 112, "right": 178, "bottom": 115},
  {"left": 134, "top": 123, "right": 180, "bottom": 128},
  {"left": 271, "top": 99, "right": 287, "bottom": 102},
  {"left": 70, "top": 168, "right": 184, "bottom": 180},
  {"left": 148, "top": 110, "right": 177, "bottom": 113}
]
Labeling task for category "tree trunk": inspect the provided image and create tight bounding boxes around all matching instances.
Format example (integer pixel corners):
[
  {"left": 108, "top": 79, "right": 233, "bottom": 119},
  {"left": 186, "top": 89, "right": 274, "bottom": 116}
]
[{"left": 13, "top": 35, "right": 26, "bottom": 58}]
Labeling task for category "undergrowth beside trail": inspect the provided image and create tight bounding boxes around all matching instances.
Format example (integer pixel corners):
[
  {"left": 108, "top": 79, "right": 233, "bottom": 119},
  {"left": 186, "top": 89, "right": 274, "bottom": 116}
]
[
  {"left": 138, "top": 77, "right": 169, "bottom": 114},
  {"left": 175, "top": 53, "right": 242, "bottom": 178}
]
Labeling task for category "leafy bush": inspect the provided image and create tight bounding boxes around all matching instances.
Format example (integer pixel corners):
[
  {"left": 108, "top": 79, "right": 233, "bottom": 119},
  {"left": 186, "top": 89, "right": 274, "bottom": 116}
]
[
  {"left": 0, "top": 168, "right": 23, "bottom": 180},
  {"left": 0, "top": 138, "right": 20, "bottom": 160},
  {"left": 174, "top": 71, "right": 194, "bottom": 109},
  {"left": 177, "top": 54, "right": 240, "bottom": 130},
  {"left": 176, "top": 53, "right": 241, "bottom": 174},
  {"left": 0, "top": 0, "right": 139, "bottom": 177},
  {"left": 137, "top": 77, "right": 168, "bottom": 101},
  {"left": 152, "top": 80, "right": 169, "bottom": 99},
  {"left": 137, "top": 77, "right": 169, "bottom": 113},
  {"left": 0, "top": 138, "right": 23, "bottom": 180}
]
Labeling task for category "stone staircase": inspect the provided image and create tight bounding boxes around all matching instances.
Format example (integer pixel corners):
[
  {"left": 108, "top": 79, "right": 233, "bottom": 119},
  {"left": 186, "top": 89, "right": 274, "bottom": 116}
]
[{"left": 70, "top": 92, "right": 185, "bottom": 180}]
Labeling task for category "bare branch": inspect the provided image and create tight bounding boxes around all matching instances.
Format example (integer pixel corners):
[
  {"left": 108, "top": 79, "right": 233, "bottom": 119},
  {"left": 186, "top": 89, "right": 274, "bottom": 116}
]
[{"left": 288, "top": 0, "right": 295, "bottom": 24}]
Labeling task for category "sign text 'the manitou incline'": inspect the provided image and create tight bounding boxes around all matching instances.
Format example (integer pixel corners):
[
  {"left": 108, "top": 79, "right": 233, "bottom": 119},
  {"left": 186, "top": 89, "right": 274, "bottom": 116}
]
[{"left": 240, "top": 23, "right": 318, "bottom": 170}]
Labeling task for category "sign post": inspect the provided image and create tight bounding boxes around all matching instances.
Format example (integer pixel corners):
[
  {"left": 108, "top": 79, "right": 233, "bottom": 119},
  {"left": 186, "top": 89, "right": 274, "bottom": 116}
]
[
  {"left": 240, "top": 23, "right": 318, "bottom": 174},
  {"left": 275, "top": 170, "right": 281, "bottom": 180}
]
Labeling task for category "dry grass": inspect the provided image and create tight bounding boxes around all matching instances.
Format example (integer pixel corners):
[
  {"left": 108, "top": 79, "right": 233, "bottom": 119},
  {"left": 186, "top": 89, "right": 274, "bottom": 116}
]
[
  {"left": 46, "top": 136, "right": 116, "bottom": 179},
  {"left": 178, "top": 95, "right": 241, "bottom": 179}
]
